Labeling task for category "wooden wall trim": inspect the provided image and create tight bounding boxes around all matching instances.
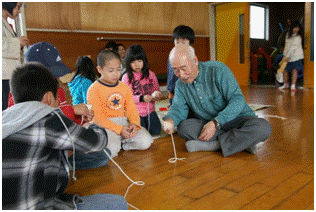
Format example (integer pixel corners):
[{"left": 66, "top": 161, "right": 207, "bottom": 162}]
[{"left": 27, "top": 28, "right": 209, "bottom": 38}]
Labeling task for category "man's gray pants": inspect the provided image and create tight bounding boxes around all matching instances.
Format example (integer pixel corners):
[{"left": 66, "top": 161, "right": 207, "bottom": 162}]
[{"left": 177, "top": 116, "right": 272, "bottom": 157}]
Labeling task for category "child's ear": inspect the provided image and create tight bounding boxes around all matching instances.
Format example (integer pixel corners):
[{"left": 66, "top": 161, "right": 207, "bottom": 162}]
[
  {"left": 96, "top": 66, "right": 102, "bottom": 74},
  {"left": 41, "top": 91, "right": 58, "bottom": 107}
]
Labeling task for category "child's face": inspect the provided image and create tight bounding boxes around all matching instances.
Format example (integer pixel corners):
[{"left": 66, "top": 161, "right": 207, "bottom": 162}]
[
  {"left": 118, "top": 46, "right": 126, "bottom": 59},
  {"left": 130, "top": 59, "right": 144, "bottom": 73},
  {"left": 174, "top": 38, "right": 190, "bottom": 47},
  {"left": 97, "top": 58, "right": 122, "bottom": 85}
]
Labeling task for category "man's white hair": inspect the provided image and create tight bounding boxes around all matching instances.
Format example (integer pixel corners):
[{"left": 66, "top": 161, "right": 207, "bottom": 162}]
[{"left": 169, "top": 44, "right": 196, "bottom": 62}]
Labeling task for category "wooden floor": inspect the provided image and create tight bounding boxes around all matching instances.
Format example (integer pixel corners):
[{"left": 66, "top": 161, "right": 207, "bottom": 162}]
[{"left": 65, "top": 86, "right": 314, "bottom": 210}]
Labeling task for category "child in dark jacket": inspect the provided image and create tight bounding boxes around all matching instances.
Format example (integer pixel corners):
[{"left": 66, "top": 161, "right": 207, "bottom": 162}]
[{"left": 2, "top": 63, "right": 128, "bottom": 210}]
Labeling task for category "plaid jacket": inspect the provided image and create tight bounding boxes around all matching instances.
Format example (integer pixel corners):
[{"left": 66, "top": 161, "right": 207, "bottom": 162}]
[{"left": 3, "top": 107, "right": 107, "bottom": 210}]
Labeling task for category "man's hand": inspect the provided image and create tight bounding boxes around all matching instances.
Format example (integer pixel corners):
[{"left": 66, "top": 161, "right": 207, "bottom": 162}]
[
  {"left": 198, "top": 121, "right": 217, "bottom": 141},
  {"left": 19, "top": 36, "right": 29, "bottom": 47},
  {"left": 163, "top": 118, "right": 175, "bottom": 134}
]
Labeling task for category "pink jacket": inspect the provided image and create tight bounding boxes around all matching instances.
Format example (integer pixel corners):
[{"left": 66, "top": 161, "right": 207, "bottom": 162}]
[{"left": 122, "top": 70, "right": 160, "bottom": 117}]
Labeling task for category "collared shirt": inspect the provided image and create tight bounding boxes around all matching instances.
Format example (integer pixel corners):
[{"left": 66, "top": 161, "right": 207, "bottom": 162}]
[{"left": 165, "top": 61, "right": 255, "bottom": 127}]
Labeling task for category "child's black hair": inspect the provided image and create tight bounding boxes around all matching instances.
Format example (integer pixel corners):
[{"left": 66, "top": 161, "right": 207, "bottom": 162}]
[
  {"left": 71, "top": 56, "right": 96, "bottom": 83},
  {"left": 10, "top": 62, "right": 59, "bottom": 104},
  {"left": 172, "top": 25, "right": 195, "bottom": 45},
  {"left": 287, "top": 20, "right": 304, "bottom": 47},
  {"left": 124, "top": 44, "right": 150, "bottom": 84},
  {"left": 104, "top": 41, "right": 118, "bottom": 52},
  {"left": 117, "top": 43, "right": 125, "bottom": 48},
  {"left": 97, "top": 49, "right": 121, "bottom": 68}
]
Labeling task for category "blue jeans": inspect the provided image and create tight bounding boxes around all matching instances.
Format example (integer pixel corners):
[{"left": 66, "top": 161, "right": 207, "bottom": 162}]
[
  {"left": 77, "top": 194, "right": 128, "bottom": 210},
  {"left": 140, "top": 111, "right": 161, "bottom": 136},
  {"left": 68, "top": 148, "right": 111, "bottom": 170}
]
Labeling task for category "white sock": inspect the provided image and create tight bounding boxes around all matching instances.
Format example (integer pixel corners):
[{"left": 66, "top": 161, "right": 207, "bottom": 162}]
[{"left": 185, "top": 140, "right": 221, "bottom": 152}]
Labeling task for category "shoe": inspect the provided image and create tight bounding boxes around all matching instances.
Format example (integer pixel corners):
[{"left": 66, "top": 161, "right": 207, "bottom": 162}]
[
  {"left": 278, "top": 84, "right": 289, "bottom": 90},
  {"left": 246, "top": 144, "right": 258, "bottom": 154},
  {"left": 290, "top": 84, "right": 296, "bottom": 91}
]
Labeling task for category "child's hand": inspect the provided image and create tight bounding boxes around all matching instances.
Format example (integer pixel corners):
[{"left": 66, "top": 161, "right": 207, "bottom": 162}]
[
  {"left": 151, "top": 91, "right": 161, "bottom": 102},
  {"left": 73, "top": 103, "right": 89, "bottom": 116},
  {"left": 129, "top": 123, "right": 138, "bottom": 138},
  {"left": 83, "top": 109, "right": 94, "bottom": 123},
  {"left": 121, "top": 126, "right": 132, "bottom": 139},
  {"left": 143, "top": 95, "right": 153, "bottom": 103}
]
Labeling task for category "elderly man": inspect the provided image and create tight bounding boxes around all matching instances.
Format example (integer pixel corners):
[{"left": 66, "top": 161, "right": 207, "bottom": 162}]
[{"left": 163, "top": 45, "right": 271, "bottom": 157}]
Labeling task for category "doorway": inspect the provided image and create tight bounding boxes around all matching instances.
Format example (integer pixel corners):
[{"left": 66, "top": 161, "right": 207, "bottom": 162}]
[{"left": 211, "top": 2, "right": 309, "bottom": 87}]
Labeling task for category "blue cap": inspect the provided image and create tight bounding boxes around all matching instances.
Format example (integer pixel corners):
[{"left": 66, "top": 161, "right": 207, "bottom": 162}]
[{"left": 25, "top": 42, "right": 72, "bottom": 78}]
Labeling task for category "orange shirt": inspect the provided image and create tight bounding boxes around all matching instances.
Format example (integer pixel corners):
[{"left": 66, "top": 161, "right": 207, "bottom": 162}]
[{"left": 87, "top": 80, "right": 140, "bottom": 135}]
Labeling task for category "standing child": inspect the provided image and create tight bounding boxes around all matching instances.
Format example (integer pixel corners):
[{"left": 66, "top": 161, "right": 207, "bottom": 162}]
[
  {"left": 167, "top": 25, "right": 195, "bottom": 105},
  {"left": 2, "top": 63, "right": 128, "bottom": 210},
  {"left": 68, "top": 56, "right": 97, "bottom": 105},
  {"left": 278, "top": 20, "right": 304, "bottom": 92},
  {"left": 87, "top": 50, "right": 153, "bottom": 158},
  {"left": 122, "top": 44, "right": 162, "bottom": 136}
]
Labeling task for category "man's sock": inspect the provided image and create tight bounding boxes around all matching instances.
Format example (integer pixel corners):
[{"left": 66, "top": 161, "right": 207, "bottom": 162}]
[
  {"left": 185, "top": 140, "right": 221, "bottom": 153},
  {"left": 245, "top": 143, "right": 258, "bottom": 154}
]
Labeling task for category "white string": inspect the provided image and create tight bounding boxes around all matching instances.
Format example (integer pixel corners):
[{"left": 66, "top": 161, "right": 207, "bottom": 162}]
[
  {"left": 103, "top": 149, "right": 145, "bottom": 210},
  {"left": 168, "top": 133, "right": 186, "bottom": 163},
  {"left": 259, "top": 114, "right": 287, "bottom": 120},
  {"left": 54, "top": 110, "right": 144, "bottom": 209},
  {"left": 147, "top": 102, "right": 150, "bottom": 132},
  {"left": 53, "top": 111, "right": 77, "bottom": 181}
]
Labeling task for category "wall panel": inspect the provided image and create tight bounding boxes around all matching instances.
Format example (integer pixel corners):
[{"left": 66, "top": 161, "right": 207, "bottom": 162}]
[{"left": 25, "top": 2, "right": 209, "bottom": 35}]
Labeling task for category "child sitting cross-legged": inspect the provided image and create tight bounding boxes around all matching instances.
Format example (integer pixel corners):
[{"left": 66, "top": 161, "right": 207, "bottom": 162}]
[{"left": 87, "top": 50, "right": 153, "bottom": 158}]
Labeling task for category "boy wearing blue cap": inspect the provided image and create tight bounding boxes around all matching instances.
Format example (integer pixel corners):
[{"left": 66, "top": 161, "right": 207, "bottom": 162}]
[{"left": 7, "top": 42, "right": 111, "bottom": 170}]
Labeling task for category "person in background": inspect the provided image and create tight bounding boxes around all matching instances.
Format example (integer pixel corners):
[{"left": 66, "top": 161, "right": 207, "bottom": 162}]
[
  {"left": 163, "top": 45, "right": 272, "bottom": 157},
  {"left": 117, "top": 43, "right": 127, "bottom": 75},
  {"left": 2, "top": 2, "right": 29, "bottom": 110},
  {"left": 2, "top": 63, "right": 128, "bottom": 210},
  {"left": 104, "top": 40, "right": 118, "bottom": 52},
  {"left": 122, "top": 44, "right": 162, "bottom": 136},
  {"left": 167, "top": 25, "right": 195, "bottom": 105},
  {"left": 278, "top": 20, "right": 304, "bottom": 92},
  {"left": 87, "top": 50, "right": 153, "bottom": 158},
  {"left": 68, "top": 56, "right": 97, "bottom": 105}
]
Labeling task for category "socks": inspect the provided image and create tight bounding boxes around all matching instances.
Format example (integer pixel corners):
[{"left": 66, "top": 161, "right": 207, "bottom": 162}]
[
  {"left": 245, "top": 144, "right": 258, "bottom": 154},
  {"left": 185, "top": 140, "right": 221, "bottom": 153}
]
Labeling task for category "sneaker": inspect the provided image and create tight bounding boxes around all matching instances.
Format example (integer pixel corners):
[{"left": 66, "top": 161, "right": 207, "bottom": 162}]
[
  {"left": 278, "top": 84, "right": 289, "bottom": 90},
  {"left": 290, "top": 84, "right": 296, "bottom": 91}
]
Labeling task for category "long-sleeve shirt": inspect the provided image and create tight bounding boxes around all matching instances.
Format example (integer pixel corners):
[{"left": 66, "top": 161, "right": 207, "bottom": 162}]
[
  {"left": 2, "top": 101, "right": 108, "bottom": 209},
  {"left": 165, "top": 61, "right": 256, "bottom": 127},
  {"left": 68, "top": 75, "right": 93, "bottom": 105},
  {"left": 167, "top": 59, "right": 179, "bottom": 94},
  {"left": 87, "top": 79, "right": 141, "bottom": 135},
  {"left": 283, "top": 33, "right": 304, "bottom": 62},
  {"left": 121, "top": 70, "right": 160, "bottom": 117},
  {"left": 8, "top": 86, "right": 83, "bottom": 125}
]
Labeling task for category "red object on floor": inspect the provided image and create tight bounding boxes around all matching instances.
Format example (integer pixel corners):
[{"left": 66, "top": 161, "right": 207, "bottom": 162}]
[{"left": 159, "top": 107, "right": 168, "bottom": 111}]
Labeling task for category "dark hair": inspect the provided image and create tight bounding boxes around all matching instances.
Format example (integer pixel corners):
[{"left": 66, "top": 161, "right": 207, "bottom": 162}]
[
  {"left": 97, "top": 49, "right": 121, "bottom": 68},
  {"left": 71, "top": 56, "right": 96, "bottom": 83},
  {"left": 124, "top": 44, "right": 150, "bottom": 84},
  {"left": 117, "top": 43, "right": 125, "bottom": 49},
  {"left": 104, "top": 41, "right": 118, "bottom": 52},
  {"left": 10, "top": 62, "right": 59, "bottom": 104},
  {"left": 288, "top": 20, "right": 303, "bottom": 39},
  {"left": 2, "top": 2, "right": 17, "bottom": 16},
  {"left": 172, "top": 25, "right": 195, "bottom": 45}
]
